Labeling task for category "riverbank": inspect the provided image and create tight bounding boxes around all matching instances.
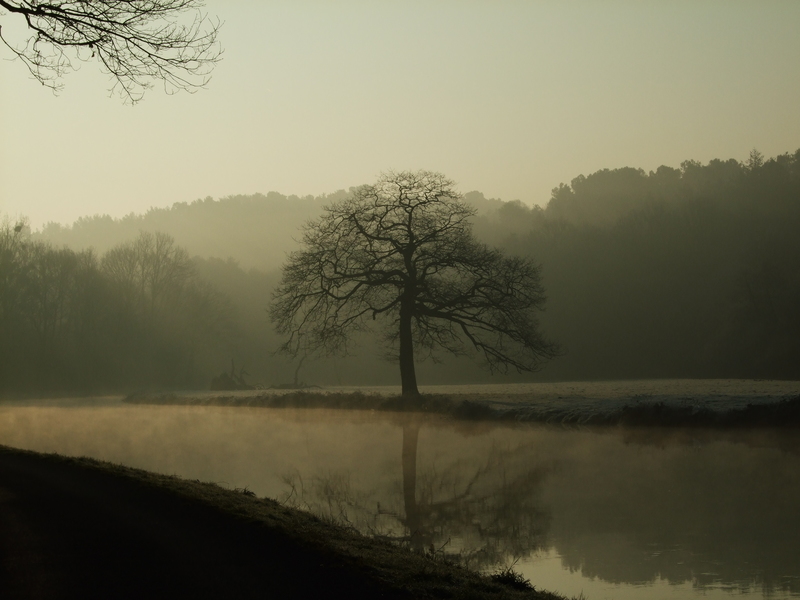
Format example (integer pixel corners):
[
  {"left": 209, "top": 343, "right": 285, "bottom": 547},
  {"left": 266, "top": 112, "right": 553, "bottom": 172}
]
[
  {"left": 125, "top": 388, "right": 800, "bottom": 427},
  {"left": 0, "top": 444, "right": 568, "bottom": 599}
]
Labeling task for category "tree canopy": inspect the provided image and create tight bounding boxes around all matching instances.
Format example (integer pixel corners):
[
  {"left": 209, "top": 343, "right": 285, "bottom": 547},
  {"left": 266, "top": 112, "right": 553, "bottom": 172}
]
[
  {"left": 0, "top": 224, "right": 233, "bottom": 392},
  {"left": 0, "top": 0, "right": 221, "bottom": 102},
  {"left": 270, "top": 170, "right": 557, "bottom": 396}
]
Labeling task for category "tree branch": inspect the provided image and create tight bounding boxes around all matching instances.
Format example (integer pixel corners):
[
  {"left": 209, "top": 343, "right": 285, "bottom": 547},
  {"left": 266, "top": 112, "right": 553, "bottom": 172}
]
[{"left": 0, "top": 0, "right": 221, "bottom": 102}]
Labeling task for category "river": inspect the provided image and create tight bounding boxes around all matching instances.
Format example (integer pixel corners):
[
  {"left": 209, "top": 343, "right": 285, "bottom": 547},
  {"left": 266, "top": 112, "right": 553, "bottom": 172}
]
[{"left": 1, "top": 381, "right": 799, "bottom": 599}]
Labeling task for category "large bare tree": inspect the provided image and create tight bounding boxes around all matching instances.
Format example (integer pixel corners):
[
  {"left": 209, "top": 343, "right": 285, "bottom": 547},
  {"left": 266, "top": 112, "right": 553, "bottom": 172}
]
[
  {"left": 270, "top": 170, "right": 557, "bottom": 397},
  {"left": 0, "top": 0, "right": 221, "bottom": 102}
]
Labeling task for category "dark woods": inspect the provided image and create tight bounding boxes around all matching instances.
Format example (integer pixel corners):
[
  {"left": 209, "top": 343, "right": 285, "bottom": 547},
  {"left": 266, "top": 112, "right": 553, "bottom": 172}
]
[
  {"left": 0, "top": 228, "right": 233, "bottom": 393},
  {"left": 475, "top": 149, "right": 800, "bottom": 380},
  {"left": 3, "top": 148, "right": 800, "bottom": 393}
]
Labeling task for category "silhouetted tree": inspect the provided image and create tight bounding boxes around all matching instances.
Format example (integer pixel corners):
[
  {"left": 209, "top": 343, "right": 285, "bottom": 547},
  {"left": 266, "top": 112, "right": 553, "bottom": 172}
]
[
  {"left": 270, "top": 170, "right": 557, "bottom": 397},
  {"left": 0, "top": 0, "right": 221, "bottom": 102},
  {"left": 102, "top": 231, "right": 193, "bottom": 317}
]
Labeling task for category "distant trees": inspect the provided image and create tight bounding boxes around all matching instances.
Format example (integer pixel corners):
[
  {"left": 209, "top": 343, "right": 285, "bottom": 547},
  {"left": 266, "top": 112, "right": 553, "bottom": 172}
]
[
  {"left": 0, "top": 226, "right": 233, "bottom": 392},
  {"left": 99, "top": 231, "right": 233, "bottom": 386},
  {"left": 102, "top": 231, "right": 193, "bottom": 316},
  {"left": 17, "top": 148, "right": 800, "bottom": 385},
  {"left": 0, "top": 0, "right": 221, "bottom": 102},
  {"left": 490, "top": 148, "right": 800, "bottom": 380},
  {"left": 20, "top": 243, "right": 89, "bottom": 360},
  {"left": 271, "top": 171, "right": 557, "bottom": 397},
  {"left": 3, "top": 239, "right": 110, "bottom": 388},
  {"left": 36, "top": 191, "right": 343, "bottom": 270}
]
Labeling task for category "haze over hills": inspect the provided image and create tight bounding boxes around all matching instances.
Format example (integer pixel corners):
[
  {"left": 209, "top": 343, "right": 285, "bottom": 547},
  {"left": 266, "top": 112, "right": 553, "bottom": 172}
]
[
  {"left": 34, "top": 189, "right": 506, "bottom": 272},
  {"left": 35, "top": 191, "right": 338, "bottom": 272},
  {"left": 4, "top": 149, "right": 799, "bottom": 393}
]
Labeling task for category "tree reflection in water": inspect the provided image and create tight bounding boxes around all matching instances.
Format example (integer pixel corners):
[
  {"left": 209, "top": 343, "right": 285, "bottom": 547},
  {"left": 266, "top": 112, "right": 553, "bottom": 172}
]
[
  {"left": 2, "top": 402, "right": 798, "bottom": 597},
  {"left": 280, "top": 416, "right": 552, "bottom": 570},
  {"left": 276, "top": 414, "right": 800, "bottom": 597}
]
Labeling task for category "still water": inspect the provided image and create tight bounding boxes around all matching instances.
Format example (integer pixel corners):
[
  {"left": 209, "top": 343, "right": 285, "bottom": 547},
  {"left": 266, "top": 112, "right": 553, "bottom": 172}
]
[{"left": 1, "top": 398, "right": 798, "bottom": 600}]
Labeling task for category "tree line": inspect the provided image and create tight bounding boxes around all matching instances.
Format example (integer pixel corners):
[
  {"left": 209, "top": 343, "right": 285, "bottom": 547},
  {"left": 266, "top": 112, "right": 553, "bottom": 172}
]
[
  {"left": 0, "top": 226, "right": 233, "bottom": 393},
  {"left": 22, "top": 147, "right": 800, "bottom": 389},
  {"left": 474, "top": 148, "right": 800, "bottom": 380},
  {"left": 36, "top": 192, "right": 347, "bottom": 271}
]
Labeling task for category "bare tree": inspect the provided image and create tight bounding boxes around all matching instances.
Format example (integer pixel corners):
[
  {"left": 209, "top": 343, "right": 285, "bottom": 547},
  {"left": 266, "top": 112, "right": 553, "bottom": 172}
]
[
  {"left": 0, "top": 0, "right": 221, "bottom": 102},
  {"left": 270, "top": 170, "right": 558, "bottom": 397},
  {"left": 102, "top": 231, "right": 193, "bottom": 316}
]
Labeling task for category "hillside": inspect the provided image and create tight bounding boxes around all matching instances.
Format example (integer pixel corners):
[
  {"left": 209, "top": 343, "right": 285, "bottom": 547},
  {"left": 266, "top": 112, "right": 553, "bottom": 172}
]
[
  {"left": 34, "top": 190, "right": 507, "bottom": 271},
  {"left": 0, "top": 444, "right": 564, "bottom": 600},
  {"left": 4, "top": 148, "right": 799, "bottom": 392}
]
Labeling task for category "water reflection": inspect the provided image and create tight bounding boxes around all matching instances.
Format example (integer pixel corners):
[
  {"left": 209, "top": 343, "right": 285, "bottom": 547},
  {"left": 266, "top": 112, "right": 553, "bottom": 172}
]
[
  {"left": 545, "top": 426, "right": 800, "bottom": 598},
  {"left": 275, "top": 417, "right": 800, "bottom": 598},
  {"left": 0, "top": 403, "right": 798, "bottom": 598},
  {"left": 280, "top": 417, "right": 552, "bottom": 568},
  {"left": 400, "top": 419, "right": 553, "bottom": 570},
  {"left": 270, "top": 415, "right": 800, "bottom": 598}
]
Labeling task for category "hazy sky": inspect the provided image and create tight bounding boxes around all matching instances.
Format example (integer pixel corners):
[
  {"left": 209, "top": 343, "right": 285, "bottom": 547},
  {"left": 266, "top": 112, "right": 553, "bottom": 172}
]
[{"left": 2, "top": 1, "right": 799, "bottom": 229}]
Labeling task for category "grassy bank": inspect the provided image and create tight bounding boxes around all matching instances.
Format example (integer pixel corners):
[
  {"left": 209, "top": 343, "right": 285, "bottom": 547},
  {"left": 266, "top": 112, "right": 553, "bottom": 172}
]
[
  {"left": 1, "top": 444, "right": 568, "bottom": 599},
  {"left": 125, "top": 390, "right": 800, "bottom": 428}
]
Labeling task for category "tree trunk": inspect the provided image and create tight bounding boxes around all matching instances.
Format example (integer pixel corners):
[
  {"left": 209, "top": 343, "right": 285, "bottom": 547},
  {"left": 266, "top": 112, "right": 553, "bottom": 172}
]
[
  {"left": 402, "top": 420, "right": 425, "bottom": 553},
  {"left": 399, "top": 300, "right": 419, "bottom": 397}
]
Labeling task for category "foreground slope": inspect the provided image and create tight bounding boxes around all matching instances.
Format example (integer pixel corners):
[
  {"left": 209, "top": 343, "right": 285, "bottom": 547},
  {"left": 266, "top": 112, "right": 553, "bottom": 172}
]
[{"left": 0, "top": 445, "right": 565, "bottom": 600}]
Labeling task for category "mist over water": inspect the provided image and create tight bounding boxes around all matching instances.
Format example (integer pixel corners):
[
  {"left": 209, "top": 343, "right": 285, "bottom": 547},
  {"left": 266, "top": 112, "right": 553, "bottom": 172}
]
[
  {"left": 3, "top": 4, "right": 800, "bottom": 597},
  {"left": 2, "top": 390, "right": 798, "bottom": 599}
]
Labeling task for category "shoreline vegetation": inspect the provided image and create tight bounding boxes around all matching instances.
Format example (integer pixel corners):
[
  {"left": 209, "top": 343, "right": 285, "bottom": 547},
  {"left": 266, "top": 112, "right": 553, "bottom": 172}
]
[
  {"left": 124, "top": 390, "right": 800, "bottom": 428},
  {"left": 0, "top": 444, "right": 570, "bottom": 599}
]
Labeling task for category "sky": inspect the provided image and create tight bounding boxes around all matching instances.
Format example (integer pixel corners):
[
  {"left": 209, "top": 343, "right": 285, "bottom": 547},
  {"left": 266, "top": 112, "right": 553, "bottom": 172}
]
[{"left": 1, "top": 1, "right": 799, "bottom": 229}]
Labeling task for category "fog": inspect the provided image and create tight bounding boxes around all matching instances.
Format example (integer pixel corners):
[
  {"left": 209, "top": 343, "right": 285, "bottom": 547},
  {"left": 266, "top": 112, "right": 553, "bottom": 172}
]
[
  {"left": 3, "top": 2, "right": 800, "bottom": 391},
  {"left": 3, "top": 152, "right": 800, "bottom": 392},
  {"left": 2, "top": 402, "right": 798, "bottom": 599},
  {"left": 2, "top": 3, "right": 800, "bottom": 598},
  {"left": 3, "top": 3, "right": 800, "bottom": 228}
]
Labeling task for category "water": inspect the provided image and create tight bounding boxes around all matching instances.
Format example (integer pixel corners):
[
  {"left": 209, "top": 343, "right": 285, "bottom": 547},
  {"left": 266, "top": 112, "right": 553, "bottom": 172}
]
[{"left": 1, "top": 381, "right": 799, "bottom": 600}]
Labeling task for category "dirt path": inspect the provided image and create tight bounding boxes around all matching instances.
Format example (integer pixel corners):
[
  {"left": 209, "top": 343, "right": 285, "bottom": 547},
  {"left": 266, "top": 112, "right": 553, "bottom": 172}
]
[{"left": 0, "top": 448, "right": 402, "bottom": 599}]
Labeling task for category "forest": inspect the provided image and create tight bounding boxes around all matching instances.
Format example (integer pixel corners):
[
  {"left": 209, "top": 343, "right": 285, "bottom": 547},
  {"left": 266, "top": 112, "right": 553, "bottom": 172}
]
[{"left": 2, "top": 148, "right": 798, "bottom": 393}]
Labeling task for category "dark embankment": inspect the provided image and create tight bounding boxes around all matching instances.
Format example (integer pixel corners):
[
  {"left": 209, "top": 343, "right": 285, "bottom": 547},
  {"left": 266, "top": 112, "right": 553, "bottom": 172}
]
[
  {"left": 0, "top": 445, "right": 565, "bottom": 600},
  {"left": 125, "top": 391, "right": 800, "bottom": 428}
]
